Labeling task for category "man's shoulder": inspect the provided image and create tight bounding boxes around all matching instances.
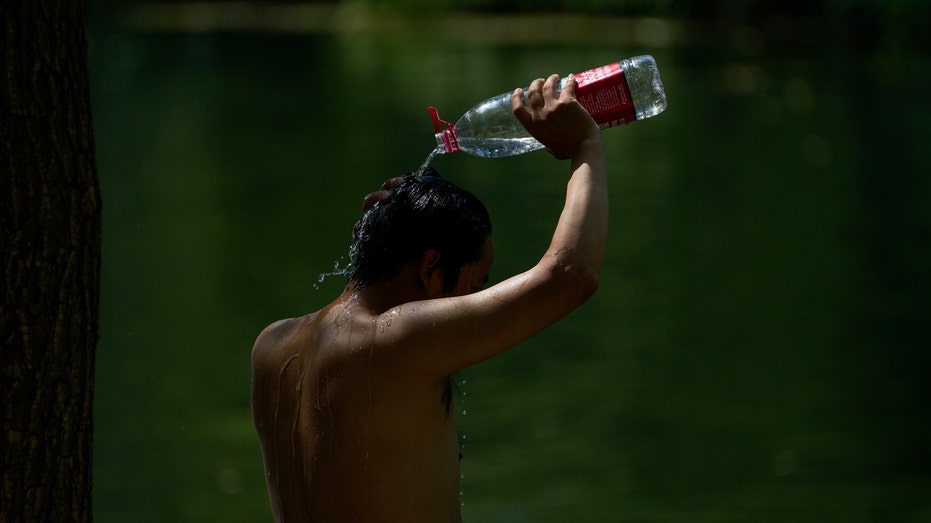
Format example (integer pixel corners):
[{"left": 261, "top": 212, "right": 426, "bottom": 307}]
[
  {"left": 251, "top": 314, "right": 313, "bottom": 362},
  {"left": 256, "top": 317, "right": 298, "bottom": 343}
]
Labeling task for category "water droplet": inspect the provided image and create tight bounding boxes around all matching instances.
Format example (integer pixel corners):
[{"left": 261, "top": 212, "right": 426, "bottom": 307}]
[{"left": 314, "top": 256, "right": 351, "bottom": 289}]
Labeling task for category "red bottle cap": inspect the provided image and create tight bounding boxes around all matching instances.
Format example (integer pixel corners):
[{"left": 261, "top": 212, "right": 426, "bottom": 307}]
[{"left": 428, "top": 106, "right": 459, "bottom": 154}]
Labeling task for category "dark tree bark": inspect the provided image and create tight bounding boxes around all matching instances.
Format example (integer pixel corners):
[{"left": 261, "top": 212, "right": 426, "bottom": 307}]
[{"left": 1, "top": 1, "right": 100, "bottom": 521}]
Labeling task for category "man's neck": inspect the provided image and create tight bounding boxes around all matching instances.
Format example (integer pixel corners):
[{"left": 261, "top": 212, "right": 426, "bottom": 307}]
[{"left": 347, "top": 266, "right": 428, "bottom": 315}]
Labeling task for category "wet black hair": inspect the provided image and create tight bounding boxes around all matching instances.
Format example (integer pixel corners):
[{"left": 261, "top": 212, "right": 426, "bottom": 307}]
[{"left": 349, "top": 167, "right": 491, "bottom": 293}]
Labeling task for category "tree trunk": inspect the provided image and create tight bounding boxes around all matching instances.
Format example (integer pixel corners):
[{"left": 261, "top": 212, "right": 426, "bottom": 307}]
[{"left": 1, "top": 1, "right": 100, "bottom": 521}]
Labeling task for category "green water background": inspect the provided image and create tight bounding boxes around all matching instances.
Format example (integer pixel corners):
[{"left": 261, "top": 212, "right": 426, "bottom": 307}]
[{"left": 89, "top": 2, "right": 930, "bottom": 521}]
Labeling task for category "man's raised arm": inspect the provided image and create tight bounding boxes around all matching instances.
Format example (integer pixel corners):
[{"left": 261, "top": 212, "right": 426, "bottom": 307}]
[{"left": 373, "top": 73, "right": 609, "bottom": 375}]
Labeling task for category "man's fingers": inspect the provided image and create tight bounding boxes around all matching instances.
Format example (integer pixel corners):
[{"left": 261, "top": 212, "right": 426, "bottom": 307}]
[
  {"left": 511, "top": 87, "right": 533, "bottom": 126},
  {"left": 512, "top": 73, "right": 596, "bottom": 160},
  {"left": 527, "top": 77, "right": 546, "bottom": 109},
  {"left": 542, "top": 74, "right": 560, "bottom": 100},
  {"left": 511, "top": 87, "right": 525, "bottom": 112},
  {"left": 560, "top": 73, "right": 577, "bottom": 100}
]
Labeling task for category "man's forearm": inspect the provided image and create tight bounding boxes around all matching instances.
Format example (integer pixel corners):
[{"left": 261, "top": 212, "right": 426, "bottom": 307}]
[{"left": 547, "top": 136, "right": 608, "bottom": 282}]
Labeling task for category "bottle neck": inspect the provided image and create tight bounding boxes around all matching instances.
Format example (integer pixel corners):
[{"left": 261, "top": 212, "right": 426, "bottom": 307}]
[{"left": 435, "top": 128, "right": 460, "bottom": 154}]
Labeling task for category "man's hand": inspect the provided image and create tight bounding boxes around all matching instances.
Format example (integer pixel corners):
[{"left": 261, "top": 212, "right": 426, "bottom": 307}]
[{"left": 511, "top": 74, "right": 601, "bottom": 160}]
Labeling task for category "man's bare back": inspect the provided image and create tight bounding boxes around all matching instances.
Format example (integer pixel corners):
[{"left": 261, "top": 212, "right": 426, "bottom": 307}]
[{"left": 252, "top": 295, "right": 464, "bottom": 522}]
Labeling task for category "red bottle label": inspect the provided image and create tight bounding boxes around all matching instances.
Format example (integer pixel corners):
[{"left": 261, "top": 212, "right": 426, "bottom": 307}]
[{"left": 574, "top": 62, "right": 636, "bottom": 128}]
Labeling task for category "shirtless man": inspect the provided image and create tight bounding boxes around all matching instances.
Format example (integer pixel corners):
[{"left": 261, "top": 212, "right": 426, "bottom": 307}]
[{"left": 251, "top": 73, "right": 607, "bottom": 522}]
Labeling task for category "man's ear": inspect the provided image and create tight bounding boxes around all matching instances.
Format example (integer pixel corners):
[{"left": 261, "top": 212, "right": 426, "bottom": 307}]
[{"left": 419, "top": 249, "right": 445, "bottom": 296}]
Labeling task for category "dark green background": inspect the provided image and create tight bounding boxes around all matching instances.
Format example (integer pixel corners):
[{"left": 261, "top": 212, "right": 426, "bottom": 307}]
[{"left": 89, "top": 2, "right": 930, "bottom": 521}]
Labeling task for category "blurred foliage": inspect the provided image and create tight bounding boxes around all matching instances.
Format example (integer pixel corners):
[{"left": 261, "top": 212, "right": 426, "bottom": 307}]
[
  {"left": 89, "top": 0, "right": 931, "bottom": 18},
  {"left": 88, "top": 0, "right": 931, "bottom": 53}
]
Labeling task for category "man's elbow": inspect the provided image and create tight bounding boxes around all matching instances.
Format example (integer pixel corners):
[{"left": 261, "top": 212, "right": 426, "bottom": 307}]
[
  {"left": 549, "top": 262, "right": 600, "bottom": 305},
  {"left": 573, "top": 267, "right": 600, "bottom": 303}
]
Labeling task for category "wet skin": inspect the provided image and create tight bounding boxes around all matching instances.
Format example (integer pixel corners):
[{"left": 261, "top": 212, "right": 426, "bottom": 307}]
[{"left": 252, "top": 241, "right": 494, "bottom": 523}]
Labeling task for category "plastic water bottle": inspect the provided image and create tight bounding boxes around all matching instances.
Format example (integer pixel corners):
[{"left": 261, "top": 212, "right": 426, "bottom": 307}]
[{"left": 426, "top": 55, "right": 667, "bottom": 160}]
